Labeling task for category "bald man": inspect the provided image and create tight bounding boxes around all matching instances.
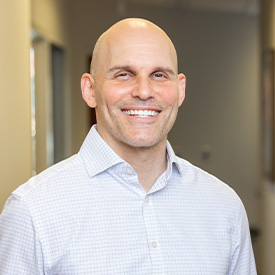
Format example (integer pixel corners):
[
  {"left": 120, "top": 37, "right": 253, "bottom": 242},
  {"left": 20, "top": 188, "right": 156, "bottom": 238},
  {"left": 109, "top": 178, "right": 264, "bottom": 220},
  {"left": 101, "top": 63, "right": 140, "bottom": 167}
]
[{"left": 0, "top": 18, "right": 256, "bottom": 274}]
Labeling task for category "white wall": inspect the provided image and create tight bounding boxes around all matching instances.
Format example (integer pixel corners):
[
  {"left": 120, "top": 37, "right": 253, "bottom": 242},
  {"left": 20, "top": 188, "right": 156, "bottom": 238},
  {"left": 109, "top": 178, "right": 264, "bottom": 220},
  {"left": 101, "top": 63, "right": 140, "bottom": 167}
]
[{"left": 0, "top": 0, "right": 32, "bottom": 210}]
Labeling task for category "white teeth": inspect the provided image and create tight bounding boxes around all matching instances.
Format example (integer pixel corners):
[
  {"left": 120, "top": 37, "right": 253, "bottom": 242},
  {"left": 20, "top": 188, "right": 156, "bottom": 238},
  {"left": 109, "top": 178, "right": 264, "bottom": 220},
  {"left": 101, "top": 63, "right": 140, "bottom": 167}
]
[{"left": 123, "top": 110, "right": 159, "bottom": 117}]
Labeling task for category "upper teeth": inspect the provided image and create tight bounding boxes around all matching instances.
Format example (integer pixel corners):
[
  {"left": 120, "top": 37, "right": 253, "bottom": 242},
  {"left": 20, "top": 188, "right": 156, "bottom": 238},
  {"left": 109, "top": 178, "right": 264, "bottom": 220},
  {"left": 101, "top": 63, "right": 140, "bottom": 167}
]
[{"left": 123, "top": 110, "right": 159, "bottom": 117}]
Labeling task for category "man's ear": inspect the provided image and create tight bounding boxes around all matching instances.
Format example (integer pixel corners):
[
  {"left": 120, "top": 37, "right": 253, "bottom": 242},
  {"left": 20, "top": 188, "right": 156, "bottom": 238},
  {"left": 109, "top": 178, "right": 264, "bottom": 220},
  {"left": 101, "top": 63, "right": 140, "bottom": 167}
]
[
  {"left": 178, "top": 73, "right": 186, "bottom": 107},
  {"left": 81, "top": 73, "right": 96, "bottom": 108}
]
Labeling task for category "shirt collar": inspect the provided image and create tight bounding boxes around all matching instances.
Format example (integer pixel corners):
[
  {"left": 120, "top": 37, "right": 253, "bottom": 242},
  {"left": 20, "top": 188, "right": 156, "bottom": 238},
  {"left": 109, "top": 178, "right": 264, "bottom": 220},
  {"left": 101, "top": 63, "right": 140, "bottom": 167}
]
[
  {"left": 79, "top": 125, "right": 124, "bottom": 178},
  {"left": 166, "top": 141, "right": 183, "bottom": 177},
  {"left": 79, "top": 125, "right": 183, "bottom": 178}
]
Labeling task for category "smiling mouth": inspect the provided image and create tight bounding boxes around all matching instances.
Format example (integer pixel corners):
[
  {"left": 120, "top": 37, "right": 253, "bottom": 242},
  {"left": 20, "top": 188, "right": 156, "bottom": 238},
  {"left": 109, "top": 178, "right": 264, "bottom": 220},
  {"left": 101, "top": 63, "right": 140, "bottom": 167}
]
[{"left": 122, "top": 109, "right": 160, "bottom": 118}]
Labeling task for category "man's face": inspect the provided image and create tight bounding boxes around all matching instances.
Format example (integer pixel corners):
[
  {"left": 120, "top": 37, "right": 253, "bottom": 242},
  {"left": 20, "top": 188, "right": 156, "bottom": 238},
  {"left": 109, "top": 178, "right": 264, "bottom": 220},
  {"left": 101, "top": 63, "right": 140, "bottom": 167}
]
[{"left": 92, "top": 25, "right": 185, "bottom": 150}]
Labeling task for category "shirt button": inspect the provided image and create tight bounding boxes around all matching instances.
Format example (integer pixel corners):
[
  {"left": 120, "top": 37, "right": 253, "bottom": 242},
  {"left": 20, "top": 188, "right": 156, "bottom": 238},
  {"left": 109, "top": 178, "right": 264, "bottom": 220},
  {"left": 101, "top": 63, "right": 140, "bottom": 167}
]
[
  {"left": 151, "top": 241, "right": 157, "bottom": 248},
  {"left": 145, "top": 196, "right": 149, "bottom": 203},
  {"left": 127, "top": 167, "right": 134, "bottom": 175}
]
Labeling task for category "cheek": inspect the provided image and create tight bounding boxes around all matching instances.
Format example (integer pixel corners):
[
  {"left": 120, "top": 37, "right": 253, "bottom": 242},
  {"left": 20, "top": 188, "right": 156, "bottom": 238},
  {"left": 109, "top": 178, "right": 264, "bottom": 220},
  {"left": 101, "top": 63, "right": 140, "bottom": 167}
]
[
  {"left": 160, "top": 90, "right": 179, "bottom": 107},
  {"left": 100, "top": 83, "right": 130, "bottom": 106}
]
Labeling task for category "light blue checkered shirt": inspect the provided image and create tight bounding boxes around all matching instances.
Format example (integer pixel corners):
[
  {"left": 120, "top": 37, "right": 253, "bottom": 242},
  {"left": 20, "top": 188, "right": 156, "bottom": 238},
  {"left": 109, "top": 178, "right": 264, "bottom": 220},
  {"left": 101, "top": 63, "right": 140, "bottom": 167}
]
[{"left": 0, "top": 125, "right": 256, "bottom": 274}]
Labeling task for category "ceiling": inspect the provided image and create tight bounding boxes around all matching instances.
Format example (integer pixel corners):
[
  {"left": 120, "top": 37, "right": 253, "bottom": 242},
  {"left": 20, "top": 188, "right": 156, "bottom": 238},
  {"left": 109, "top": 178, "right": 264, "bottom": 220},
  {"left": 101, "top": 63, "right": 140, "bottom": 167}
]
[{"left": 115, "top": 0, "right": 259, "bottom": 16}]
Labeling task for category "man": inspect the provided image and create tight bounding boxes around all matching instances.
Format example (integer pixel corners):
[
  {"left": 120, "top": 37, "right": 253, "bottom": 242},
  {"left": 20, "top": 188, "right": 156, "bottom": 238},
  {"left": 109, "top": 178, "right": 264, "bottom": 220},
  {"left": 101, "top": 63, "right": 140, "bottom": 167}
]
[{"left": 0, "top": 18, "right": 256, "bottom": 274}]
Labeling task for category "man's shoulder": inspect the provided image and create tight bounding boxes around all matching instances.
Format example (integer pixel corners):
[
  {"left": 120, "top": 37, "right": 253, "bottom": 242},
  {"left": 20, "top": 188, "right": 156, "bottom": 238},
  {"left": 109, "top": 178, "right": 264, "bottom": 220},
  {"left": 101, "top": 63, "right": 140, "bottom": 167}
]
[
  {"left": 4, "top": 154, "right": 83, "bottom": 208},
  {"left": 175, "top": 156, "right": 242, "bottom": 204}
]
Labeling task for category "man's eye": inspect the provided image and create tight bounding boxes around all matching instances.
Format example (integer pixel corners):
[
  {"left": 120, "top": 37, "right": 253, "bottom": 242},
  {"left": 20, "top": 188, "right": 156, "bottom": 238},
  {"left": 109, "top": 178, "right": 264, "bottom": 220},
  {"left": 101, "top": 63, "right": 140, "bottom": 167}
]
[
  {"left": 117, "top": 72, "right": 129, "bottom": 77},
  {"left": 154, "top": 73, "right": 165, "bottom": 78}
]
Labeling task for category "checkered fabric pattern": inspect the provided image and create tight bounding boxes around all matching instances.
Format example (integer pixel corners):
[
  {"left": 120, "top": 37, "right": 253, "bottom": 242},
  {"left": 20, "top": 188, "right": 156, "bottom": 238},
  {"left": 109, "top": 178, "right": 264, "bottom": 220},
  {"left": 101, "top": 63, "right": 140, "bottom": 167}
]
[{"left": 0, "top": 125, "right": 256, "bottom": 274}]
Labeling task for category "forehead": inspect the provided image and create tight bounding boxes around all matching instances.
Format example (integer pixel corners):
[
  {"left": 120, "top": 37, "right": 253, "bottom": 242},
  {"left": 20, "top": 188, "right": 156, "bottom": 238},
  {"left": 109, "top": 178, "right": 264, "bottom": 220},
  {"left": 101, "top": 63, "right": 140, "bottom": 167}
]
[{"left": 100, "top": 27, "right": 177, "bottom": 72}]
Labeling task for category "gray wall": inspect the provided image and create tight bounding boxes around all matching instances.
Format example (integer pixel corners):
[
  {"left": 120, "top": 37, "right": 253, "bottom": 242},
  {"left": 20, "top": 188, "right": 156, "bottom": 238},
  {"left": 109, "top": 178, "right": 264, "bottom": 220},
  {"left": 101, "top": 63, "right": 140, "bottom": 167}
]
[
  {"left": 260, "top": 0, "right": 275, "bottom": 273},
  {"left": 169, "top": 12, "right": 261, "bottom": 227}
]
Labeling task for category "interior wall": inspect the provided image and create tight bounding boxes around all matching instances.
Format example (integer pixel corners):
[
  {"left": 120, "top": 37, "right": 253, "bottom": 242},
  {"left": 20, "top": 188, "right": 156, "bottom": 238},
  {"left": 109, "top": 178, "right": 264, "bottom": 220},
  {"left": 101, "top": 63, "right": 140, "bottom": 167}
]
[
  {"left": 168, "top": 12, "right": 261, "bottom": 226},
  {"left": 0, "top": 0, "right": 32, "bottom": 209},
  {"left": 31, "top": 0, "right": 72, "bottom": 162},
  {"left": 260, "top": 0, "right": 275, "bottom": 274},
  {"left": 31, "top": 0, "right": 69, "bottom": 47}
]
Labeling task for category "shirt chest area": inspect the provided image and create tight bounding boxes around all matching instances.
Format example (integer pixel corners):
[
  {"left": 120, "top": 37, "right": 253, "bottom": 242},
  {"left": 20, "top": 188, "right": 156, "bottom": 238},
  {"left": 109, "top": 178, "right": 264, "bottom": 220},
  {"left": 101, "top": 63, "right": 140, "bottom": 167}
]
[{"left": 41, "top": 180, "right": 232, "bottom": 275}]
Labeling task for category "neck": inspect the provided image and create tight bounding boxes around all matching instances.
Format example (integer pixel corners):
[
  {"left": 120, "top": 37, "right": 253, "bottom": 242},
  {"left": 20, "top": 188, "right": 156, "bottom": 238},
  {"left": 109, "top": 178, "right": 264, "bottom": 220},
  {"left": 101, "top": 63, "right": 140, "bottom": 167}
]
[{"left": 117, "top": 140, "right": 168, "bottom": 192}]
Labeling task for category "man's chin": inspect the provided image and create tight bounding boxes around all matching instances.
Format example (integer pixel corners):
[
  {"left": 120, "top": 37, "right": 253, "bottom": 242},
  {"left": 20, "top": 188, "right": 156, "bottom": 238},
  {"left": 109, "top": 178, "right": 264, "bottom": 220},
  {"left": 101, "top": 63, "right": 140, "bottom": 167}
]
[{"left": 121, "top": 135, "right": 165, "bottom": 149}]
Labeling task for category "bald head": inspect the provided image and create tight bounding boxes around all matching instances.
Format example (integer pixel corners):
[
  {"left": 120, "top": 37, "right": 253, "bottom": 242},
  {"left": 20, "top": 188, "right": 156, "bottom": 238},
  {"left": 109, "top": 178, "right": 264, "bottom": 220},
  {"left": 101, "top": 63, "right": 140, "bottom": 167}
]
[
  {"left": 90, "top": 18, "right": 178, "bottom": 78},
  {"left": 81, "top": 17, "right": 186, "bottom": 152}
]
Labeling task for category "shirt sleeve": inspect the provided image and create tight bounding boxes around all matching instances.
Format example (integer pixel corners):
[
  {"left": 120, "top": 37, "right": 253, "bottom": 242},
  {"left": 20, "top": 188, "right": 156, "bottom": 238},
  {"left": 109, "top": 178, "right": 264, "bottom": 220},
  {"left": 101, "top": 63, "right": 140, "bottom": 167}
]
[
  {"left": 227, "top": 201, "right": 257, "bottom": 275},
  {"left": 0, "top": 195, "right": 44, "bottom": 274}
]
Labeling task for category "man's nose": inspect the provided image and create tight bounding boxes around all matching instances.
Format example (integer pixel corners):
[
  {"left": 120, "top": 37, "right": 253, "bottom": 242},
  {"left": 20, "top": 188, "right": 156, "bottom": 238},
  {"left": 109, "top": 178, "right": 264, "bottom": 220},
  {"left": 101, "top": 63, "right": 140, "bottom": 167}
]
[{"left": 131, "top": 77, "right": 154, "bottom": 100}]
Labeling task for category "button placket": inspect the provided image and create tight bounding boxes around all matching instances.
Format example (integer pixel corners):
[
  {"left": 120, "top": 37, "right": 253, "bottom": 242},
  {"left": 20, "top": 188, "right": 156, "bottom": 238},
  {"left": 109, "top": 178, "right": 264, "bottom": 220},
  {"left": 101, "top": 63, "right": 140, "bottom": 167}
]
[{"left": 142, "top": 195, "right": 165, "bottom": 272}]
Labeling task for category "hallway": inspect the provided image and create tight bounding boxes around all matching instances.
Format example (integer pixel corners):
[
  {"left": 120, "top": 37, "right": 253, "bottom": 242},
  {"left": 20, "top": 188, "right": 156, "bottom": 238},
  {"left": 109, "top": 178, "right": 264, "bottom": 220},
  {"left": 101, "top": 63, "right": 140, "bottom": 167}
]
[{"left": 1, "top": 0, "right": 274, "bottom": 273}]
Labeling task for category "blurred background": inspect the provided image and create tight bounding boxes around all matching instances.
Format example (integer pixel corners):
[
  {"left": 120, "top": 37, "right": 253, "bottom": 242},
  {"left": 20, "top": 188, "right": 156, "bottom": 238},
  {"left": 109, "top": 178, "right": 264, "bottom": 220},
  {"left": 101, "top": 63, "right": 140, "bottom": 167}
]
[{"left": 0, "top": 0, "right": 274, "bottom": 274}]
